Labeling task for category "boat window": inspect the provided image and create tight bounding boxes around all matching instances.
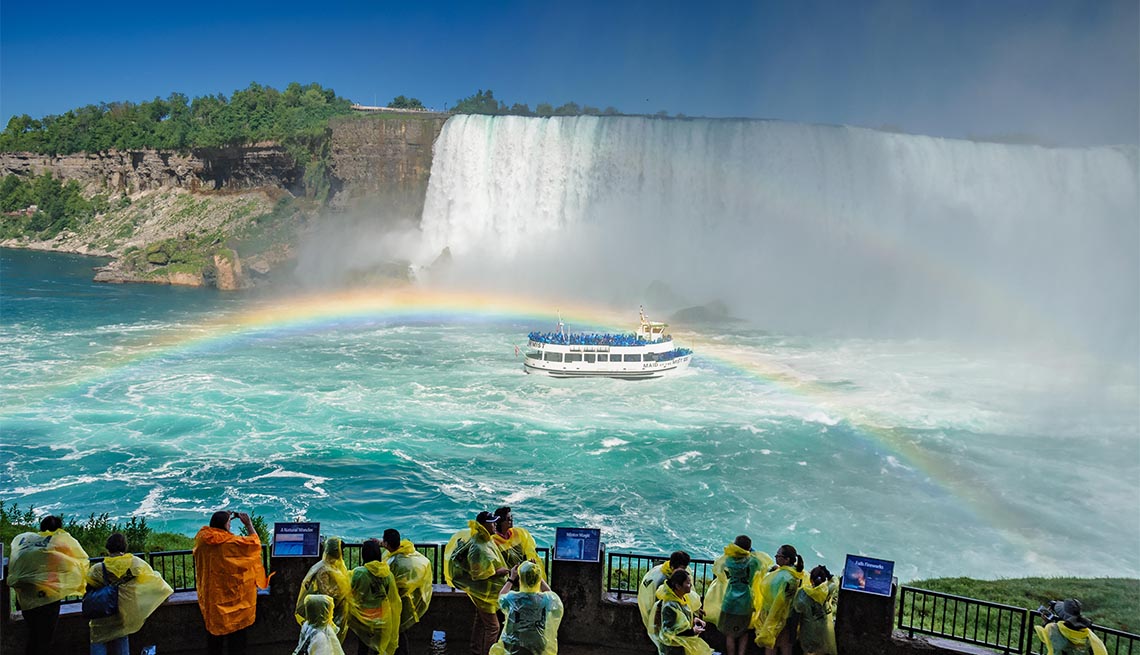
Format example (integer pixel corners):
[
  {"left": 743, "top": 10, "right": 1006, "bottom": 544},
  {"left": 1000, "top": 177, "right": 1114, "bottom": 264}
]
[
  {"left": 597, "top": 354, "right": 608, "bottom": 362},
  {"left": 623, "top": 354, "right": 642, "bottom": 362},
  {"left": 584, "top": 354, "right": 596, "bottom": 363},
  {"left": 565, "top": 353, "right": 583, "bottom": 363},
  {"left": 543, "top": 352, "right": 563, "bottom": 362},
  {"left": 526, "top": 351, "right": 542, "bottom": 360},
  {"left": 643, "top": 352, "right": 657, "bottom": 362}
]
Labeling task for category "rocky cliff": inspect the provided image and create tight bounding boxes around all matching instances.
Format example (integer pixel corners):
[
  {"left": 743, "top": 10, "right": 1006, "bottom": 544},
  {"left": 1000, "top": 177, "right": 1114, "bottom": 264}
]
[
  {"left": 0, "top": 144, "right": 302, "bottom": 195},
  {"left": 0, "top": 113, "right": 450, "bottom": 288},
  {"left": 326, "top": 113, "right": 447, "bottom": 214}
]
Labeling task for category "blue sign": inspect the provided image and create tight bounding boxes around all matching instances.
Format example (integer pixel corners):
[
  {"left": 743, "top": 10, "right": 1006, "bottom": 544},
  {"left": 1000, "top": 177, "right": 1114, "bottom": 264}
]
[
  {"left": 553, "top": 527, "right": 602, "bottom": 562},
  {"left": 273, "top": 522, "right": 321, "bottom": 557},
  {"left": 841, "top": 554, "right": 895, "bottom": 597}
]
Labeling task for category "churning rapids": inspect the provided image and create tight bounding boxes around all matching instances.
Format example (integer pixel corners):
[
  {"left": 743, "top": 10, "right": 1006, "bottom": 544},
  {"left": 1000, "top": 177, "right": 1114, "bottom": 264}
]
[{"left": 2, "top": 115, "right": 1137, "bottom": 581}]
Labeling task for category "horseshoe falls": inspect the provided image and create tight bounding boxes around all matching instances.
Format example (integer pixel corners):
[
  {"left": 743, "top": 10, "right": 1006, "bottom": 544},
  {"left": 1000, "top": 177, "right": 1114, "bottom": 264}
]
[{"left": 2, "top": 115, "right": 1137, "bottom": 582}]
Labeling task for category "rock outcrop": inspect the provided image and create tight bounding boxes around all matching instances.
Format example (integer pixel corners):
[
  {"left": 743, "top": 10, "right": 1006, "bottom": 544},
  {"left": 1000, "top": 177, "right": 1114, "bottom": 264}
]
[{"left": 0, "top": 145, "right": 301, "bottom": 195}]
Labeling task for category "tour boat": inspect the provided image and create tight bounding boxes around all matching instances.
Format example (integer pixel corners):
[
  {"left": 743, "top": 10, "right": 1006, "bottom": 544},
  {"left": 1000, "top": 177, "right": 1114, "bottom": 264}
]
[{"left": 522, "top": 308, "right": 693, "bottom": 379}]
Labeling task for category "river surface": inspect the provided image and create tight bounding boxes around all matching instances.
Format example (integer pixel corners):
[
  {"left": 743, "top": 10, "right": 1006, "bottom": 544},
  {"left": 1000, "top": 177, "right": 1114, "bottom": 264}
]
[{"left": 2, "top": 248, "right": 1136, "bottom": 581}]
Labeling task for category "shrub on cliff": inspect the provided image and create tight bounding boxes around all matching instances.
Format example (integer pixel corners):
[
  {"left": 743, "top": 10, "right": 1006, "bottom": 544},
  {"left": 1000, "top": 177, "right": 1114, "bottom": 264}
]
[{"left": 0, "top": 172, "right": 108, "bottom": 240}]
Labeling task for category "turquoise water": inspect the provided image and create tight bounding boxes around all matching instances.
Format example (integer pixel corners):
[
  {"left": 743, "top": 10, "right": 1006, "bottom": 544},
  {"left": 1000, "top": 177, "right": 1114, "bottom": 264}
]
[{"left": 2, "top": 248, "right": 1137, "bottom": 581}]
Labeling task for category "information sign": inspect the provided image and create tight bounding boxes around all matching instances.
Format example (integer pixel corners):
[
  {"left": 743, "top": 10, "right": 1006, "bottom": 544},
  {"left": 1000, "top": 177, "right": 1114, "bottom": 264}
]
[
  {"left": 840, "top": 554, "right": 895, "bottom": 597},
  {"left": 273, "top": 522, "right": 321, "bottom": 557},
  {"left": 553, "top": 527, "right": 601, "bottom": 562}
]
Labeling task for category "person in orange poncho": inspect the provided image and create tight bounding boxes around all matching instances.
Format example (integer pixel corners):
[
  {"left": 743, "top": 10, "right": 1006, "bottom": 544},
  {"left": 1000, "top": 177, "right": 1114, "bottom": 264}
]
[{"left": 194, "top": 510, "right": 269, "bottom": 655}]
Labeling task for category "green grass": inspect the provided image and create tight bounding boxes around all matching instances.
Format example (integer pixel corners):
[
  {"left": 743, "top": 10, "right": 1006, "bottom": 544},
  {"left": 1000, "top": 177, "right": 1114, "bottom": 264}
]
[{"left": 904, "top": 577, "right": 1138, "bottom": 633}]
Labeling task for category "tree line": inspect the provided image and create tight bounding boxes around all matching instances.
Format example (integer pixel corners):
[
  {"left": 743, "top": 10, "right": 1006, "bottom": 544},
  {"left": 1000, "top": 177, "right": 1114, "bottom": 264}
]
[
  {"left": 450, "top": 89, "right": 621, "bottom": 117},
  {"left": 0, "top": 82, "right": 354, "bottom": 156}
]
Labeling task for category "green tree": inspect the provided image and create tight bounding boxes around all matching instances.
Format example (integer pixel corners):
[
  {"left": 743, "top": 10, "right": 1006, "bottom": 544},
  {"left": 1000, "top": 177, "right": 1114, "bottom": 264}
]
[
  {"left": 553, "top": 101, "right": 581, "bottom": 116},
  {"left": 535, "top": 103, "right": 554, "bottom": 117},
  {"left": 388, "top": 95, "right": 425, "bottom": 110},
  {"left": 452, "top": 89, "right": 504, "bottom": 115}
]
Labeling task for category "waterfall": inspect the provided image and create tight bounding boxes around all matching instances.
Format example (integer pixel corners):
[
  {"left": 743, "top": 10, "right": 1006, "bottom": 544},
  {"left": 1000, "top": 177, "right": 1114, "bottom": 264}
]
[{"left": 419, "top": 114, "right": 1138, "bottom": 353}]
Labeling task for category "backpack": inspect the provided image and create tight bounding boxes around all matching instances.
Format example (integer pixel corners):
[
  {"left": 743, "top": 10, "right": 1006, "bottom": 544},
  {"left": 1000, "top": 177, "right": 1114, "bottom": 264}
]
[{"left": 82, "top": 562, "right": 133, "bottom": 619}]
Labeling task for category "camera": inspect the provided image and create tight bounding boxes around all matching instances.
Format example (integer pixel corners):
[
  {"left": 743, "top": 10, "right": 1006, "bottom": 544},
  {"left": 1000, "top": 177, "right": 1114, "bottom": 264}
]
[{"left": 1037, "top": 600, "right": 1062, "bottom": 623}]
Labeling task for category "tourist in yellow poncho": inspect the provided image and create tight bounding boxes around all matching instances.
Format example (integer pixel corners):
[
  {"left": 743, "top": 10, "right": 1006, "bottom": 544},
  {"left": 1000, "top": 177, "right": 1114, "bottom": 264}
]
[
  {"left": 638, "top": 551, "right": 698, "bottom": 646},
  {"left": 753, "top": 544, "right": 805, "bottom": 654},
  {"left": 492, "top": 506, "right": 546, "bottom": 580},
  {"left": 1034, "top": 599, "right": 1107, "bottom": 655},
  {"left": 8, "top": 515, "right": 89, "bottom": 655},
  {"left": 297, "top": 536, "right": 353, "bottom": 640},
  {"left": 382, "top": 529, "right": 433, "bottom": 655},
  {"left": 490, "top": 561, "right": 564, "bottom": 655},
  {"left": 293, "top": 594, "right": 346, "bottom": 655},
  {"left": 653, "top": 569, "right": 712, "bottom": 655},
  {"left": 194, "top": 510, "right": 270, "bottom": 652},
  {"left": 702, "top": 536, "right": 772, "bottom": 655},
  {"left": 792, "top": 565, "right": 837, "bottom": 655},
  {"left": 87, "top": 532, "right": 174, "bottom": 655},
  {"left": 444, "top": 511, "right": 509, "bottom": 655},
  {"left": 346, "top": 539, "right": 401, "bottom": 655}
]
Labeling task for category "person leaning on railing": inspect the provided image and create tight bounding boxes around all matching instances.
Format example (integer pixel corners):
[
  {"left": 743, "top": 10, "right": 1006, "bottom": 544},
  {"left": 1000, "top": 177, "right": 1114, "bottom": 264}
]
[
  {"left": 1034, "top": 599, "right": 1107, "bottom": 655},
  {"left": 444, "top": 511, "right": 510, "bottom": 655},
  {"left": 86, "top": 532, "right": 173, "bottom": 655},
  {"left": 382, "top": 529, "right": 433, "bottom": 655},
  {"left": 791, "top": 565, "right": 838, "bottom": 655},
  {"left": 346, "top": 539, "right": 400, "bottom": 655},
  {"left": 7, "top": 515, "right": 90, "bottom": 655},
  {"left": 702, "top": 535, "right": 772, "bottom": 655}
]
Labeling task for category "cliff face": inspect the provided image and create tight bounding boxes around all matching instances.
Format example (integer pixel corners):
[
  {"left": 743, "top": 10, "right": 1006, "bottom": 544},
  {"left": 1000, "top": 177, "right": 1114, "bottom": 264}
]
[
  {"left": 0, "top": 145, "right": 301, "bottom": 195},
  {"left": 326, "top": 113, "right": 447, "bottom": 214}
]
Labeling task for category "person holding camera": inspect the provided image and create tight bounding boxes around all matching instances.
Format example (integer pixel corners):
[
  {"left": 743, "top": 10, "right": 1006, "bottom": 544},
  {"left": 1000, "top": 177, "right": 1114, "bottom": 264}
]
[
  {"left": 194, "top": 510, "right": 269, "bottom": 655},
  {"left": 1034, "top": 599, "right": 1107, "bottom": 655},
  {"left": 489, "top": 561, "right": 563, "bottom": 655},
  {"left": 653, "top": 568, "right": 712, "bottom": 655}
]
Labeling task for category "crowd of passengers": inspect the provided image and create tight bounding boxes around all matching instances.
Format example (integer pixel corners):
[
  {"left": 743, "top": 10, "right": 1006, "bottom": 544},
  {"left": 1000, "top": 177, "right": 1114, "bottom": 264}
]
[
  {"left": 8, "top": 511, "right": 1107, "bottom": 655},
  {"left": 528, "top": 331, "right": 665, "bottom": 346}
]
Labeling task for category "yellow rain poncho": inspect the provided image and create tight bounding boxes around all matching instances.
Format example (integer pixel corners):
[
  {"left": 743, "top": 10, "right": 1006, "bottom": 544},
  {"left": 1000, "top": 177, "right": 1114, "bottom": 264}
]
[
  {"left": 296, "top": 537, "right": 352, "bottom": 638},
  {"left": 444, "top": 521, "right": 507, "bottom": 613},
  {"left": 653, "top": 582, "right": 713, "bottom": 655},
  {"left": 86, "top": 554, "right": 174, "bottom": 644},
  {"left": 753, "top": 565, "right": 804, "bottom": 648},
  {"left": 293, "top": 594, "right": 346, "bottom": 655},
  {"left": 1035, "top": 622, "right": 1108, "bottom": 655},
  {"left": 702, "top": 544, "right": 771, "bottom": 628},
  {"left": 8, "top": 529, "right": 89, "bottom": 611},
  {"left": 492, "top": 526, "right": 546, "bottom": 580},
  {"left": 193, "top": 526, "right": 269, "bottom": 636},
  {"left": 385, "top": 539, "right": 433, "bottom": 631},
  {"left": 490, "top": 562, "right": 563, "bottom": 655},
  {"left": 638, "top": 562, "right": 701, "bottom": 645},
  {"left": 792, "top": 576, "right": 838, "bottom": 655},
  {"left": 347, "top": 560, "right": 401, "bottom": 655}
]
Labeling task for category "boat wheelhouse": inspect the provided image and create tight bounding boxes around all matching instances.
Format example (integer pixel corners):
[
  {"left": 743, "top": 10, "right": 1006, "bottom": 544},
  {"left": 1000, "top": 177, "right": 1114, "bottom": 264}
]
[{"left": 523, "top": 309, "right": 693, "bottom": 379}]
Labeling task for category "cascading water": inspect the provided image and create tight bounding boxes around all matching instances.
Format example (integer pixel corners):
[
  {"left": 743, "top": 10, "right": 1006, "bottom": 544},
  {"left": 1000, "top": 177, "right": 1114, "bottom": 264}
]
[{"left": 419, "top": 115, "right": 1138, "bottom": 354}]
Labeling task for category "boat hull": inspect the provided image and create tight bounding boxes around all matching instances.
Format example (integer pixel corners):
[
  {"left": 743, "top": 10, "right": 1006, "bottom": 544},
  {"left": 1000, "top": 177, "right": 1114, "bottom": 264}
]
[{"left": 523, "top": 355, "right": 691, "bottom": 380}]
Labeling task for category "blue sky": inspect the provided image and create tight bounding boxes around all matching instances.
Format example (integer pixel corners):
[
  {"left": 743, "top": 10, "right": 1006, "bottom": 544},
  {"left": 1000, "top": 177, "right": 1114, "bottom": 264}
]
[{"left": 1, "top": 0, "right": 1136, "bottom": 145}]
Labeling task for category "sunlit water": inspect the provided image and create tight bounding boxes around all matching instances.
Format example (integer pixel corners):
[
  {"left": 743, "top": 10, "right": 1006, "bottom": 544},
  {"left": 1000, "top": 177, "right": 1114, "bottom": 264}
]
[{"left": 2, "top": 249, "right": 1136, "bottom": 581}]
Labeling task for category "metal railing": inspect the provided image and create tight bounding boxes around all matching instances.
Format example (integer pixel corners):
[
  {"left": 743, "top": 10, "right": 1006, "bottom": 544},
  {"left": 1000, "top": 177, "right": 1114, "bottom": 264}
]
[
  {"left": 341, "top": 542, "right": 443, "bottom": 583},
  {"left": 605, "top": 551, "right": 715, "bottom": 599},
  {"left": 1026, "top": 610, "right": 1139, "bottom": 655},
  {"left": 898, "top": 585, "right": 1028, "bottom": 653},
  {"left": 899, "top": 586, "right": 1140, "bottom": 655}
]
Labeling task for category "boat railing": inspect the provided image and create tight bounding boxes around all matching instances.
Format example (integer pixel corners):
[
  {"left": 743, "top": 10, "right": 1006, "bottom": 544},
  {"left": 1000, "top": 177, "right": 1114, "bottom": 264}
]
[{"left": 527, "top": 331, "right": 672, "bottom": 347}]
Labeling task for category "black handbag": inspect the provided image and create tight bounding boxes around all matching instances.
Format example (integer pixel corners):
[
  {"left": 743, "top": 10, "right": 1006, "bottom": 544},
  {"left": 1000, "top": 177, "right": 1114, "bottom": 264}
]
[{"left": 82, "top": 563, "right": 131, "bottom": 619}]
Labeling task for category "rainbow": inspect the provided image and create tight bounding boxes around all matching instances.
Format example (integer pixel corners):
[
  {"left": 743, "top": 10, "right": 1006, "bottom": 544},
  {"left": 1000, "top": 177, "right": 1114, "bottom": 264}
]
[{"left": 3, "top": 286, "right": 1049, "bottom": 565}]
